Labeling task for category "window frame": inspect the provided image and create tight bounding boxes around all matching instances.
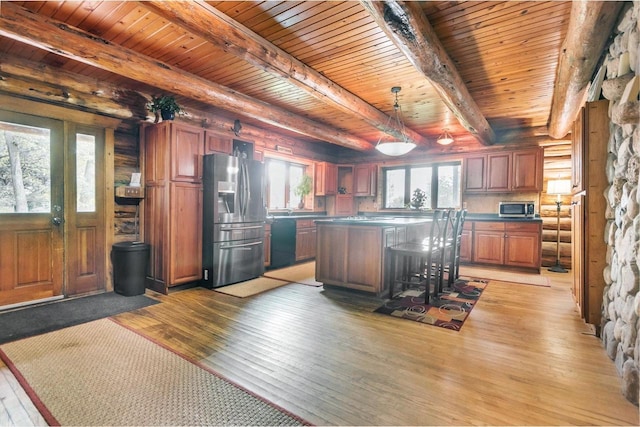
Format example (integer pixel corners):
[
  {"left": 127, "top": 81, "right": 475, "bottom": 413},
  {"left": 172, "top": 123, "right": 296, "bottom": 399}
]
[
  {"left": 265, "top": 157, "right": 307, "bottom": 210},
  {"left": 382, "top": 160, "right": 461, "bottom": 210}
]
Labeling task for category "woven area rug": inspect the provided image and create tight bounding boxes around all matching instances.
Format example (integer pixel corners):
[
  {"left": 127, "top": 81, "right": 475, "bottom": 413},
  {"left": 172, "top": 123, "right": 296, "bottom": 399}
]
[
  {"left": 213, "top": 276, "right": 290, "bottom": 298},
  {"left": 459, "top": 265, "right": 550, "bottom": 287},
  {"left": 374, "top": 279, "right": 487, "bottom": 331},
  {"left": 0, "top": 318, "right": 307, "bottom": 426},
  {"left": 263, "top": 261, "right": 322, "bottom": 287}
]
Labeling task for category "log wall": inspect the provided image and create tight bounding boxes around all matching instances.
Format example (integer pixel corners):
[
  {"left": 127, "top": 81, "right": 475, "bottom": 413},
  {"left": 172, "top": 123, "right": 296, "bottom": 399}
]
[
  {"left": 113, "top": 126, "right": 141, "bottom": 243},
  {"left": 541, "top": 139, "right": 572, "bottom": 269}
]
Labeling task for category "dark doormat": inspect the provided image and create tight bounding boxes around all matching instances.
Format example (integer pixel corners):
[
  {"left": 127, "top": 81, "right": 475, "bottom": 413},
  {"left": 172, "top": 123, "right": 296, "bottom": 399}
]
[{"left": 0, "top": 292, "right": 159, "bottom": 344}]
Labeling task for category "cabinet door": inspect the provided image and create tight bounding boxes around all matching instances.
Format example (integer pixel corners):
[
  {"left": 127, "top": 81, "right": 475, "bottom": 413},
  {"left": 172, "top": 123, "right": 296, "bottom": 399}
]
[
  {"left": 459, "top": 226, "right": 472, "bottom": 263},
  {"left": 171, "top": 124, "right": 204, "bottom": 182},
  {"left": 572, "top": 107, "right": 584, "bottom": 193},
  {"left": 512, "top": 149, "right": 542, "bottom": 191},
  {"left": 504, "top": 232, "right": 539, "bottom": 269},
  {"left": 354, "top": 164, "right": 376, "bottom": 196},
  {"left": 169, "top": 182, "right": 202, "bottom": 285},
  {"left": 314, "top": 162, "right": 337, "bottom": 195},
  {"left": 486, "top": 153, "right": 510, "bottom": 191},
  {"left": 464, "top": 156, "right": 486, "bottom": 192},
  {"left": 345, "top": 227, "right": 382, "bottom": 292},
  {"left": 473, "top": 231, "right": 504, "bottom": 264},
  {"left": 205, "top": 132, "right": 232, "bottom": 155},
  {"left": 143, "top": 124, "right": 169, "bottom": 184}
]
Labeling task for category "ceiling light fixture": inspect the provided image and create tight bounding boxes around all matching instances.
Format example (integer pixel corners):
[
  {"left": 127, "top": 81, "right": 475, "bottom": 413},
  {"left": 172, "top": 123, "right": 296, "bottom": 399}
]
[
  {"left": 375, "top": 86, "right": 416, "bottom": 156},
  {"left": 437, "top": 129, "right": 454, "bottom": 145}
]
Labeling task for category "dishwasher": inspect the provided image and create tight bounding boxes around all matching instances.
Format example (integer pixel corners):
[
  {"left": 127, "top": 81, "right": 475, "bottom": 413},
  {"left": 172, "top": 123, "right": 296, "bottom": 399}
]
[{"left": 270, "top": 218, "right": 296, "bottom": 269}]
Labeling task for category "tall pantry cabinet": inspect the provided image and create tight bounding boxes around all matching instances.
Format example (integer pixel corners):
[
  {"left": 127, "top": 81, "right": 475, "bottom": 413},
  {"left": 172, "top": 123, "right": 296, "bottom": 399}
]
[
  {"left": 142, "top": 122, "right": 203, "bottom": 294},
  {"left": 571, "top": 99, "right": 609, "bottom": 330}
]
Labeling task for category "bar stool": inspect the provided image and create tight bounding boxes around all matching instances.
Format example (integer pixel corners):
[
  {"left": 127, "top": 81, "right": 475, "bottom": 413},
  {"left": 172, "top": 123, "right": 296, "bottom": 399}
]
[{"left": 387, "top": 209, "right": 449, "bottom": 303}]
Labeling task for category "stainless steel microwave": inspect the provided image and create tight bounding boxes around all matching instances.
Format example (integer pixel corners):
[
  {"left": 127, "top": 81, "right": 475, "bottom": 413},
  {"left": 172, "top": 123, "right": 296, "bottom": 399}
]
[{"left": 499, "top": 201, "right": 535, "bottom": 217}]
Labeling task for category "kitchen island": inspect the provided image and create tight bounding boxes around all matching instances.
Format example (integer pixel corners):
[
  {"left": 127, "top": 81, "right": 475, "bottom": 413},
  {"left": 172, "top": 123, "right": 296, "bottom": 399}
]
[{"left": 314, "top": 217, "right": 431, "bottom": 295}]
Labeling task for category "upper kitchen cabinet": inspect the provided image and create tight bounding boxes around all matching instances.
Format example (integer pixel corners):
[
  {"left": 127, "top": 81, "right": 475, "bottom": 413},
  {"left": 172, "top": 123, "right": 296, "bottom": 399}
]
[
  {"left": 354, "top": 163, "right": 377, "bottom": 197},
  {"left": 463, "top": 147, "right": 543, "bottom": 193},
  {"left": 314, "top": 161, "right": 337, "bottom": 196},
  {"left": 169, "top": 123, "right": 205, "bottom": 183},
  {"left": 204, "top": 132, "right": 232, "bottom": 155}
]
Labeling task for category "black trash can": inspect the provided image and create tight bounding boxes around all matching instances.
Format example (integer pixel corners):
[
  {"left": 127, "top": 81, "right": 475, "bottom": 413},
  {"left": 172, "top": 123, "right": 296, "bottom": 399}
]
[{"left": 111, "top": 242, "right": 150, "bottom": 296}]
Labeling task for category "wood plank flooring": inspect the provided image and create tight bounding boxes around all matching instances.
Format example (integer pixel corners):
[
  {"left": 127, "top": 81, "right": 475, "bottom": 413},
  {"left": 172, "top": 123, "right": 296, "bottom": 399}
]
[{"left": 1, "top": 268, "right": 638, "bottom": 426}]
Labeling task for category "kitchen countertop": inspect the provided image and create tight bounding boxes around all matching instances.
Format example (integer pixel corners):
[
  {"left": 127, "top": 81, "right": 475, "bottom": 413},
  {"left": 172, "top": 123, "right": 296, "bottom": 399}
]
[{"left": 314, "top": 217, "right": 432, "bottom": 226}]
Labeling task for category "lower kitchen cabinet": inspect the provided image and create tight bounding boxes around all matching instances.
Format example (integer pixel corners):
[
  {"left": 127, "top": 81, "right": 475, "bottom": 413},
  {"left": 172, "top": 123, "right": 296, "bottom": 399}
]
[
  {"left": 295, "top": 219, "right": 316, "bottom": 261},
  {"left": 466, "top": 220, "right": 541, "bottom": 272}
]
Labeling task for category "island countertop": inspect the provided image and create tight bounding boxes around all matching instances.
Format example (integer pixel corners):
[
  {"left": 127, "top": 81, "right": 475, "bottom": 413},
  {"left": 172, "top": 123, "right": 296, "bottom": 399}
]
[{"left": 314, "top": 217, "right": 432, "bottom": 226}]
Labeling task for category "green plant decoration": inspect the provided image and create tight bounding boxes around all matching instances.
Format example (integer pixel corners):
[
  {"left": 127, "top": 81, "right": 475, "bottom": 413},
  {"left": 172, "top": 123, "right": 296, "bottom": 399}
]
[
  {"left": 294, "top": 174, "right": 313, "bottom": 208},
  {"left": 410, "top": 188, "right": 427, "bottom": 210},
  {"left": 148, "top": 95, "right": 183, "bottom": 122}
]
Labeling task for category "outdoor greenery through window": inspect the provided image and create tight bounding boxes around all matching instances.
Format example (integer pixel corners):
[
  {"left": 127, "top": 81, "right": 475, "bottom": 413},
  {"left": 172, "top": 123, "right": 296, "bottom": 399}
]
[
  {"left": 0, "top": 120, "right": 51, "bottom": 213},
  {"left": 383, "top": 162, "right": 461, "bottom": 209},
  {"left": 266, "top": 158, "right": 305, "bottom": 210}
]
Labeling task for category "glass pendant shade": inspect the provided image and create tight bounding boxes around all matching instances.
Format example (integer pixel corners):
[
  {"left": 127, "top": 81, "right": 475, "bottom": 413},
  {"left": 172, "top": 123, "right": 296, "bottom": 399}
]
[
  {"left": 375, "top": 141, "right": 417, "bottom": 156},
  {"left": 437, "top": 129, "right": 454, "bottom": 145},
  {"left": 375, "top": 86, "right": 416, "bottom": 156}
]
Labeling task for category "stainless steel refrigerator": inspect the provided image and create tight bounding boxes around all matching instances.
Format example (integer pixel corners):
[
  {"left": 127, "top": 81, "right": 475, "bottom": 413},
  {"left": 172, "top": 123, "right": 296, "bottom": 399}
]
[{"left": 202, "top": 153, "right": 266, "bottom": 288}]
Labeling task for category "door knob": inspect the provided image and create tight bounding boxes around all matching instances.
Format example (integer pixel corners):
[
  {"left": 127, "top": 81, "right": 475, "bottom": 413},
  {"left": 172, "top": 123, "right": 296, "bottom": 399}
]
[{"left": 52, "top": 217, "right": 63, "bottom": 226}]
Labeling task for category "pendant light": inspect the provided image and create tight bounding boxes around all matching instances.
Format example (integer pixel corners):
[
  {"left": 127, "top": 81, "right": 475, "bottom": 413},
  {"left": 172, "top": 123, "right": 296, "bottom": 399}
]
[
  {"left": 437, "top": 129, "right": 454, "bottom": 145},
  {"left": 375, "top": 87, "right": 416, "bottom": 156}
]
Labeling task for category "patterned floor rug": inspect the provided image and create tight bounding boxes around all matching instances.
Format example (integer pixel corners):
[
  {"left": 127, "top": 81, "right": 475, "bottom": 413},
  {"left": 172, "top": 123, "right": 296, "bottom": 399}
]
[
  {"left": 374, "top": 279, "right": 487, "bottom": 331},
  {"left": 0, "top": 318, "right": 308, "bottom": 426}
]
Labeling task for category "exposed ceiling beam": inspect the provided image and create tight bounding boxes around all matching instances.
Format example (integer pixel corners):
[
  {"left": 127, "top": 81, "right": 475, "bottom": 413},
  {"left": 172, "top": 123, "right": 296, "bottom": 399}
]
[
  {"left": 361, "top": 0, "right": 496, "bottom": 146},
  {"left": 141, "top": 0, "right": 428, "bottom": 147},
  {"left": 547, "top": 0, "right": 623, "bottom": 139},
  {"left": 0, "top": 2, "right": 372, "bottom": 151}
]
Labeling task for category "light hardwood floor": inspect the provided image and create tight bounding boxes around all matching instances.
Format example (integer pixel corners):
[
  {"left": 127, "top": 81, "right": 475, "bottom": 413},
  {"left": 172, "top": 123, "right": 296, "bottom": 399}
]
[{"left": 1, "top": 268, "right": 638, "bottom": 426}]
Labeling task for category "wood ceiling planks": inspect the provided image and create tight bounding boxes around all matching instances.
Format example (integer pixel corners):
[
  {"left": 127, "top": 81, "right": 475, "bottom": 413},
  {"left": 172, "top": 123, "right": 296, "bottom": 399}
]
[{"left": 0, "top": 1, "right": 580, "bottom": 149}]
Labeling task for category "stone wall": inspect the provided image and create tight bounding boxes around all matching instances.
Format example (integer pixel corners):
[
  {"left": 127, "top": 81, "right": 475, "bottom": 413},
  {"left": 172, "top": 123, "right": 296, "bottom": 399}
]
[{"left": 598, "top": 1, "right": 639, "bottom": 406}]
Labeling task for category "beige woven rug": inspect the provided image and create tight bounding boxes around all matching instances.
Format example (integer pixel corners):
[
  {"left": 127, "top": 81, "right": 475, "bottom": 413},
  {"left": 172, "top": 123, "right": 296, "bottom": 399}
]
[
  {"left": 0, "top": 319, "right": 306, "bottom": 426},
  {"left": 263, "top": 262, "right": 322, "bottom": 287},
  {"left": 459, "top": 265, "right": 551, "bottom": 287},
  {"left": 213, "top": 276, "right": 290, "bottom": 298}
]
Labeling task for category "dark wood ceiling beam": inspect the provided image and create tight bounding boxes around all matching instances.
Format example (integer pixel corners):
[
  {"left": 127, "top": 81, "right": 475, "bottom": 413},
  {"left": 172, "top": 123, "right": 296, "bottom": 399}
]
[
  {"left": 140, "top": 1, "right": 428, "bottom": 147},
  {"left": 361, "top": 0, "right": 496, "bottom": 146},
  {"left": 547, "top": 0, "right": 623, "bottom": 139},
  {"left": 0, "top": 2, "right": 371, "bottom": 151}
]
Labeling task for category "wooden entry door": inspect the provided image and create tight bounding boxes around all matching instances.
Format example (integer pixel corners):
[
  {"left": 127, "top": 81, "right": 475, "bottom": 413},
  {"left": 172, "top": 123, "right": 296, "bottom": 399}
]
[{"left": 0, "top": 111, "right": 106, "bottom": 307}]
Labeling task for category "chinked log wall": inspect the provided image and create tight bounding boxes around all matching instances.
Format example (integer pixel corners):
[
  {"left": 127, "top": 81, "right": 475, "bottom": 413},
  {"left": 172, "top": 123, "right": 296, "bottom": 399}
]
[{"left": 541, "top": 140, "right": 573, "bottom": 269}]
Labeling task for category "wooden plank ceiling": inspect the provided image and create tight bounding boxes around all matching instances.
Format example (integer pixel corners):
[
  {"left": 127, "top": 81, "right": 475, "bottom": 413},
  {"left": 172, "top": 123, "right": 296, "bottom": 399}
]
[{"left": 0, "top": 1, "right": 613, "bottom": 155}]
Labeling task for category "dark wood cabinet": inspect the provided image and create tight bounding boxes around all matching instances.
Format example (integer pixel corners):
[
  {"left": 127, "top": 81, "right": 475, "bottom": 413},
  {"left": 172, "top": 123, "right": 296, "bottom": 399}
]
[
  {"left": 571, "top": 100, "right": 609, "bottom": 328},
  {"left": 142, "top": 122, "right": 204, "bottom": 294},
  {"left": 464, "top": 148, "right": 542, "bottom": 193},
  {"left": 335, "top": 194, "right": 354, "bottom": 215},
  {"left": 204, "top": 132, "right": 232, "bottom": 155},
  {"left": 354, "top": 163, "right": 376, "bottom": 197},
  {"left": 295, "top": 219, "right": 316, "bottom": 261},
  {"left": 314, "top": 161, "right": 337, "bottom": 196},
  {"left": 459, "top": 223, "right": 473, "bottom": 263},
  {"left": 486, "top": 153, "right": 511, "bottom": 192},
  {"left": 467, "top": 220, "right": 541, "bottom": 271},
  {"left": 464, "top": 156, "right": 486, "bottom": 191}
]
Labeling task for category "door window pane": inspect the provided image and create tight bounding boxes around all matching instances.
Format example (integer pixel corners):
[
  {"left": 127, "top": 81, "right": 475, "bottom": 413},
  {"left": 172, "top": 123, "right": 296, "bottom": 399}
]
[
  {"left": 289, "top": 165, "right": 304, "bottom": 207},
  {"left": 0, "top": 121, "right": 51, "bottom": 213},
  {"left": 385, "top": 169, "right": 405, "bottom": 208},
  {"left": 76, "top": 134, "right": 96, "bottom": 212}
]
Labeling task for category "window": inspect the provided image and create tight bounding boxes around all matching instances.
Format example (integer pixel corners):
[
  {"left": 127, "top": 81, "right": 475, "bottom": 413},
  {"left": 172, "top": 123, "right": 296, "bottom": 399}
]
[
  {"left": 266, "top": 158, "right": 306, "bottom": 209},
  {"left": 383, "top": 162, "right": 461, "bottom": 209}
]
